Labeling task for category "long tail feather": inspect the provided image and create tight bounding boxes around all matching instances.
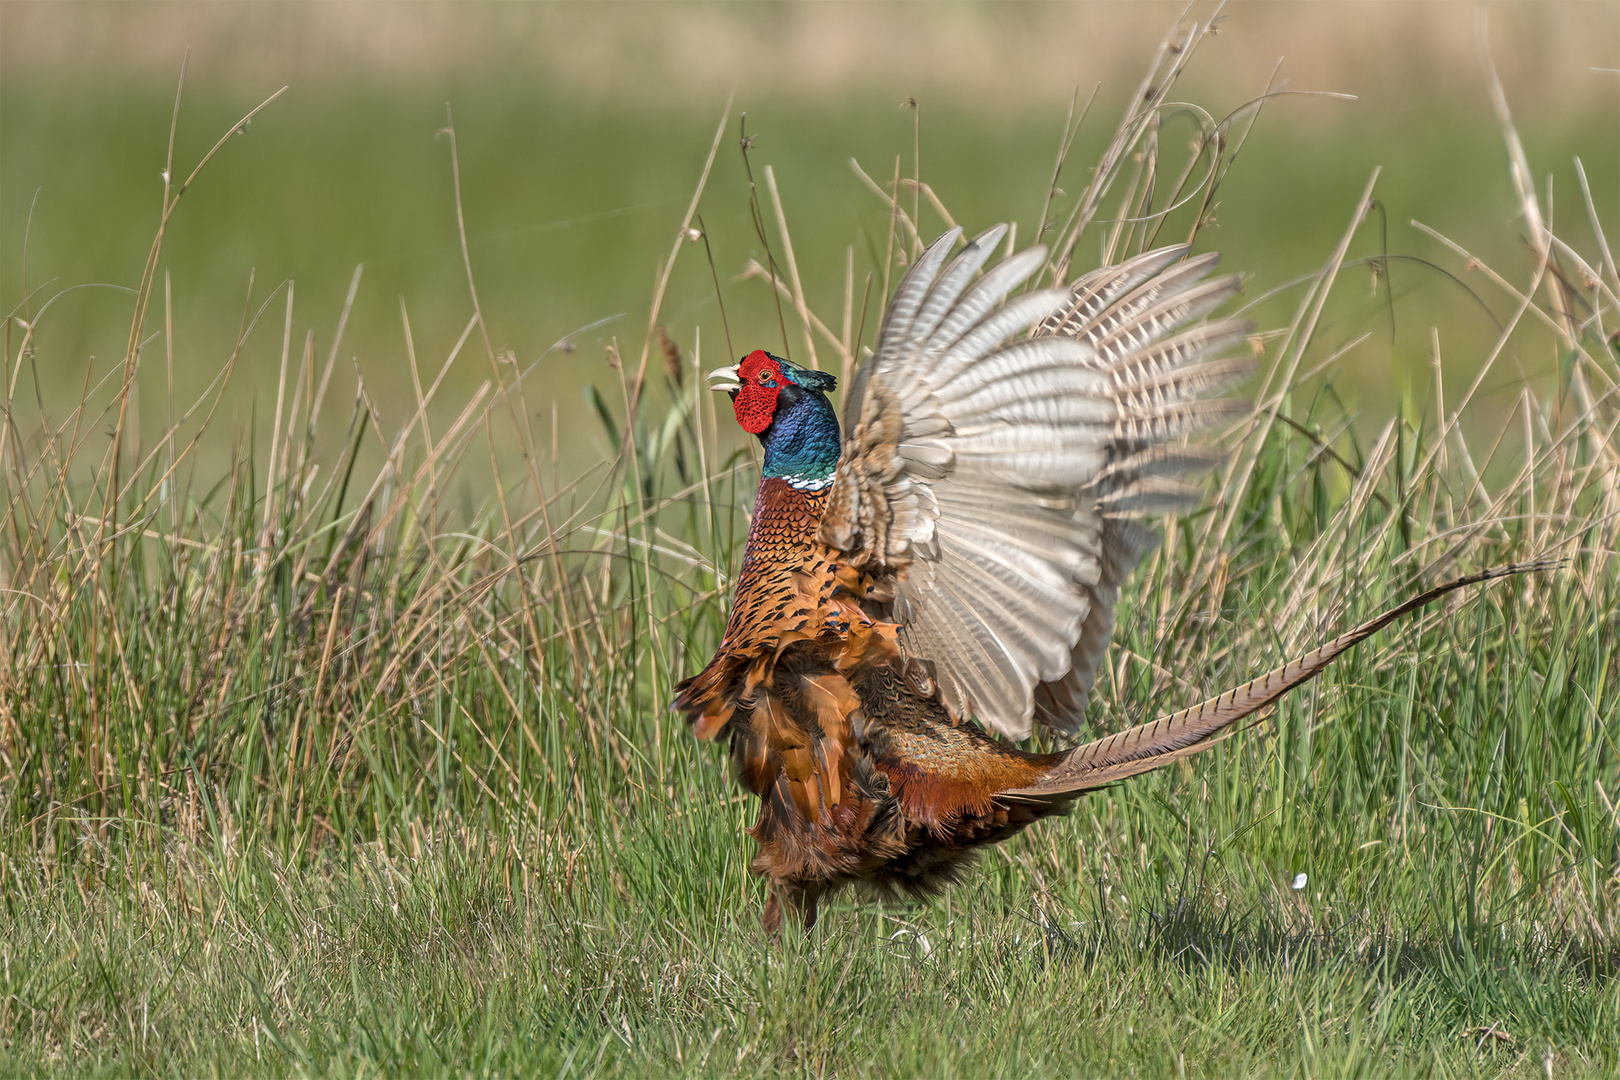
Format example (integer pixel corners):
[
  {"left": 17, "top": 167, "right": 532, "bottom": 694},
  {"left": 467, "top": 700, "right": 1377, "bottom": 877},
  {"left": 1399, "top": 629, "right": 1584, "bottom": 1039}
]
[{"left": 1006, "top": 559, "right": 1560, "bottom": 799}]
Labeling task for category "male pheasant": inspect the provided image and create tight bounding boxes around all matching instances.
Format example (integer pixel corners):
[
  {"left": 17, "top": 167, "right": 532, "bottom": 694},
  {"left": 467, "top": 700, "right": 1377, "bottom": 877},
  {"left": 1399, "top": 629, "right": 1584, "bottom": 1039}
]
[{"left": 674, "top": 225, "right": 1538, "bottom": 933}]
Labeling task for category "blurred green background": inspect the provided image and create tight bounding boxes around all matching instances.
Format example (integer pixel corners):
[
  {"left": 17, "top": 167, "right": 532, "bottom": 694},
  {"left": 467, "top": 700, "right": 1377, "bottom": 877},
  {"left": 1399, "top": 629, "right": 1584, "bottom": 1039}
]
[{"left": 2, "top": 1, "right": 1615, "bottom": 482}]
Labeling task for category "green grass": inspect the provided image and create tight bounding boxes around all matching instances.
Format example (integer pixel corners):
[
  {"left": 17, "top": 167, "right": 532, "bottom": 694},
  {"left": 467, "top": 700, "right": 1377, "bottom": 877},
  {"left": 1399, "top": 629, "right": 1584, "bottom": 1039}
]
[
  {"left": 2, "top": 17, "right": 1618, "bottom": 1079},
  {"left": 3, "top": 55, "right": 1613, "bottom": 477}
]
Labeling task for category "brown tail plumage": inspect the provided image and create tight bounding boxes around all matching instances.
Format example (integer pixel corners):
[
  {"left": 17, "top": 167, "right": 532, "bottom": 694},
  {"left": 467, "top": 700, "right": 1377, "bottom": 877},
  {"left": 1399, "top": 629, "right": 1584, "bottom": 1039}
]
[{"left": 1006, "top": 560, "right": 1558, "bottom": 800}]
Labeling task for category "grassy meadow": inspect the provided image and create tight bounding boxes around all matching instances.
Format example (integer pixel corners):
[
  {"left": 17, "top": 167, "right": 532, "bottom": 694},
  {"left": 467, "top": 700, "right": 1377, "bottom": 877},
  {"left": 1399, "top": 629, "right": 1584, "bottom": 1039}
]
[{"left": 1, "top": 4, "right": 1618, "bottom": 1077}]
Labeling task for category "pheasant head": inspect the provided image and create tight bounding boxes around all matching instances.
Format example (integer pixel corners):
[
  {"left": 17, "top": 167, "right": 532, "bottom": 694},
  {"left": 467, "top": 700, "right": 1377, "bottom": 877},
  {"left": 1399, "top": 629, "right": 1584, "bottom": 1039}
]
[{"left": 710, "top": 350, "right": 841, "bottom": 488}]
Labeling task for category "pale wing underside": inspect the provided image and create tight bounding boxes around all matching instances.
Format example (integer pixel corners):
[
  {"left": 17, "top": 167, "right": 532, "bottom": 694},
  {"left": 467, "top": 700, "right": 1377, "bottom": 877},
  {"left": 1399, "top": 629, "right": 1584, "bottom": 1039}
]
[{"left": 822, "top": 227, "right": 1253, "bottom": 739}]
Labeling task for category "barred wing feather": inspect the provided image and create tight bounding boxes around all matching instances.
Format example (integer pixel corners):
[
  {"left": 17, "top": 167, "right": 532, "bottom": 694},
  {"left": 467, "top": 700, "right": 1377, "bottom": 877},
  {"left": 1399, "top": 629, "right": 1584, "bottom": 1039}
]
[{"left": 822, "top": 226, "right": 1253, "bottom": 739}]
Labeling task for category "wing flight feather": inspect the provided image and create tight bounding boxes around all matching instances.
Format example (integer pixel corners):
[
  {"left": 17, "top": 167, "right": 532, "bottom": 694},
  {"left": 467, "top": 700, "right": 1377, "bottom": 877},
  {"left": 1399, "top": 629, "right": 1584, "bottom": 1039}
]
[{"left": 823, "top": 226, "right": 1253, "bottom": 738}]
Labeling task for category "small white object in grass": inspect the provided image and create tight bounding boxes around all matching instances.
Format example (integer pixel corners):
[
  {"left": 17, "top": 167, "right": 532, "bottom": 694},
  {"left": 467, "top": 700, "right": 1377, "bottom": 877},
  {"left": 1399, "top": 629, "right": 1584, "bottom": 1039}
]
[
  {"left": 1291, "top": 872, "right": 1308, "bottom": 890},
  {"left": 888, "top": 928, "right": 932, "bottom": 959}
]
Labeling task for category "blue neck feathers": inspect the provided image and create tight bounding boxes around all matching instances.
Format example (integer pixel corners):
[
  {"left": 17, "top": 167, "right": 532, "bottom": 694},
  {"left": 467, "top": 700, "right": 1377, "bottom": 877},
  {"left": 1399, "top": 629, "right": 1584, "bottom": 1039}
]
[{"left": 760, "top": 387, "right": 841, "bottom": 485}]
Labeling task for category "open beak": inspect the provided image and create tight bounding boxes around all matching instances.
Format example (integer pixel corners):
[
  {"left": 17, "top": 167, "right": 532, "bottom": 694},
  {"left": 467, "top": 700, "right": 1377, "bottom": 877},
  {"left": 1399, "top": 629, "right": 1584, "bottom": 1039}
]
[{"left": 707, "top": 365, "right": 741, "bottom": 394}]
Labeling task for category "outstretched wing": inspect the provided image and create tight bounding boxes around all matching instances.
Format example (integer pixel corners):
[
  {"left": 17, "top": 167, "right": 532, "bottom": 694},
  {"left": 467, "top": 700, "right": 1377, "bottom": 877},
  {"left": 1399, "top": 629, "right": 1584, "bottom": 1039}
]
[{"left": 821, "top": 226, "right": 1252, "bottom": 739}]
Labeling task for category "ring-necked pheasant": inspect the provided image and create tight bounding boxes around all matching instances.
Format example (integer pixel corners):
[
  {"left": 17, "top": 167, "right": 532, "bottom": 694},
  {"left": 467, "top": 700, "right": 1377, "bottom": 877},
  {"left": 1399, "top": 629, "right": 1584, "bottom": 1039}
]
[{"left": 674, "top": 225, "right": 1540, "bottom": 933}]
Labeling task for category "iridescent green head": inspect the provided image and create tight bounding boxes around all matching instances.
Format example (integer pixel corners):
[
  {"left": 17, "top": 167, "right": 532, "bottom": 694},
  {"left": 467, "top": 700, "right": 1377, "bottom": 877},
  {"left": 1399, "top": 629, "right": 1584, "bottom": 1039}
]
[{"left": 709, "top": 350, "right": 840, "bottom": 486}]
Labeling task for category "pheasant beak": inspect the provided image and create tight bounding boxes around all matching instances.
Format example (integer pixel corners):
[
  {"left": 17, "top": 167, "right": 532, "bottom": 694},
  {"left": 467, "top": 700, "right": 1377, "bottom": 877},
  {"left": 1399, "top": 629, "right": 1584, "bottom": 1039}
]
[{"left": 707, "top": 365, "right": 741, "bottom": 394}]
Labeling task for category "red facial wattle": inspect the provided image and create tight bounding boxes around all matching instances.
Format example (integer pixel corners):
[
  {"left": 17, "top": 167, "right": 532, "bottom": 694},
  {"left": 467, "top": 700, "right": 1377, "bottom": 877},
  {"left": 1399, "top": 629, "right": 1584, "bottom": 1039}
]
[{"left": 732, "top": 350, "right": 784, "bottom": 434}]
